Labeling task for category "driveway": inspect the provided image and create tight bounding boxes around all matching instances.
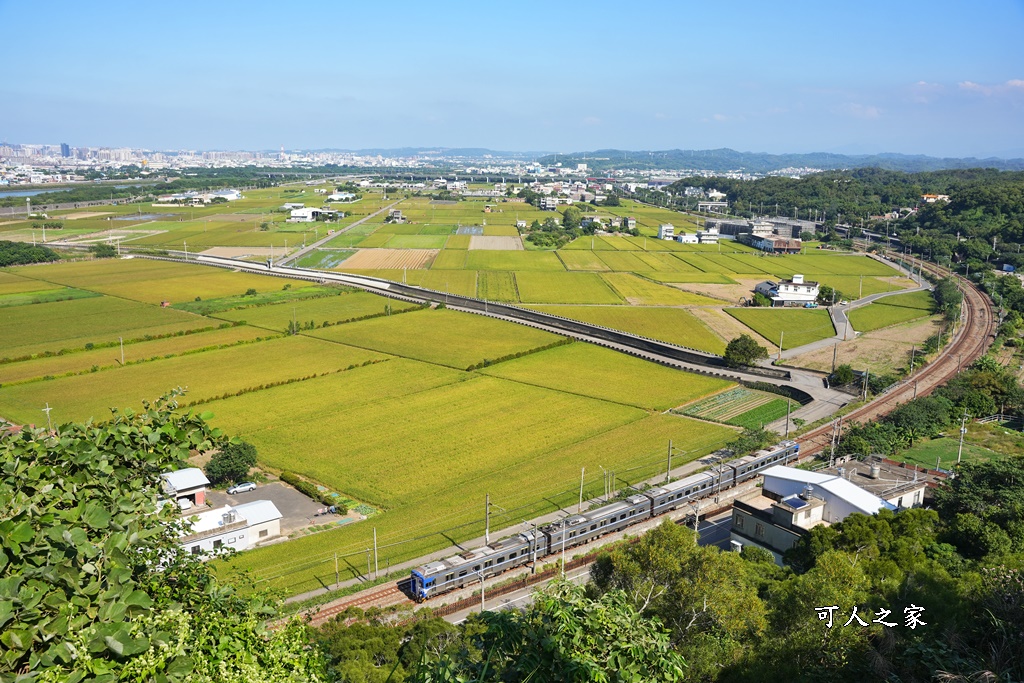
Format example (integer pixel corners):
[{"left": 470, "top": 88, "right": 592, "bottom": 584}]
[{"left": 206, "top": 481, "right": 341, "bottom": 534}]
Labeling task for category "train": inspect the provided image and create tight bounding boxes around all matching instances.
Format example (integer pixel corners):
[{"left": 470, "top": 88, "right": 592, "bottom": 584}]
[{"left": 409, "top": 440, "right": 799, "bottom": 600}]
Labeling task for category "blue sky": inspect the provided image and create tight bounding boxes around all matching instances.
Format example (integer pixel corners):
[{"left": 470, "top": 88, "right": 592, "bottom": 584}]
[{"left": 2, "top": 0, "right": 1023, "bottom": 157}]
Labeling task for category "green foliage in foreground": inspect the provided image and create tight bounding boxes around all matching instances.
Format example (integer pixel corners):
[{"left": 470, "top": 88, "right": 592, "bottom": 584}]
[{"left": 0, "top": 392, "right": 324, "bottom": 682}]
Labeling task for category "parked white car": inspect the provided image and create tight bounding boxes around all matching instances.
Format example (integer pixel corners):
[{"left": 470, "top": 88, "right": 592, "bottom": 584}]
[{"left": 227, "top": 482, "right": 257, "bottom": 495}]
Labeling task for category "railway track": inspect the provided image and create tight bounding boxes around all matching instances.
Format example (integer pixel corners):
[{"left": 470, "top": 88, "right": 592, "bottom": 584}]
[
  {"left": 795, "top": 266, "right": 995, "bottom": 457},
  {"left": 282, "top": 259, "right": 995, "bottom": 625},
  {"left": 284, "top": 581, "right": 414, "bottom": 629}
]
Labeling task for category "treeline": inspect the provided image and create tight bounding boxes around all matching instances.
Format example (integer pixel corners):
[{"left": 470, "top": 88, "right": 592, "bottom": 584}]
[
  {"left": 0, "top": 240, "right": 59, "bottom": 266},
  {"left": 838, "top": 355, "right": 1024, "bottom": 457},
  {"left": 669, "top": 168, "right": 1024, "bottom": 224},
  {"left": 317, "top": 457, "right": 1024, "bottom": 683}
]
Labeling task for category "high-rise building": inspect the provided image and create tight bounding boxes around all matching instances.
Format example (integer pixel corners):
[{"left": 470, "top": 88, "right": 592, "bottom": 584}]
[{"left": 60, "top": 143, "right": 71, "bottom": 158}]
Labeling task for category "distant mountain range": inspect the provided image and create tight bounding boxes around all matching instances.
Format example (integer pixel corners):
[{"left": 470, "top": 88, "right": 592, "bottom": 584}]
[
  {"left": 534, "top": 148, "right": 1024, "bottom": 173},
  {"left": 304, "top": 147, "right": 550, "bottom": 159}
]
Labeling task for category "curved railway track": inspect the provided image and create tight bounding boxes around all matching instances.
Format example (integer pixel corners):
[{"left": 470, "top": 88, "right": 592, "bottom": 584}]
[{"left": 795, "top": 268, "right": 995, "bottom": 457}]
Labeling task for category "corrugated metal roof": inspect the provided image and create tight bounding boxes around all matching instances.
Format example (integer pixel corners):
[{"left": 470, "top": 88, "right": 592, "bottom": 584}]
[
  {"left": 761, "top": 466, "right": 893, "bottom": 515},
  {"left": 234, "top": 500, "right": 282, "bottom": 526},
  {"left": 161, "top": 468, "right": 209, "bottom": 492}
]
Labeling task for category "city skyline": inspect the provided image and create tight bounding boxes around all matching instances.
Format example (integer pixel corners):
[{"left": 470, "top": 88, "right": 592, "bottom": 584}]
[{"left": 2, "top": 0, "right": 1023, "bottom": 158}]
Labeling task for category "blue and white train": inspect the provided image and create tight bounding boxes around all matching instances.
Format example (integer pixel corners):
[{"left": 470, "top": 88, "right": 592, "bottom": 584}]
[{"left": 410, "top": 440, "right": 799, "bottom": 600}]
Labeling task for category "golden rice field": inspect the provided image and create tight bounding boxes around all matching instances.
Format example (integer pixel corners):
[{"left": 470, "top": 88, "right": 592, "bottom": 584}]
[
  {"left": 514, "top": 271, "right": 624, "bottom": 304},
  {"left": 0, "top": 336, "right": 385, "bottom": 424},
  {"left": 0, "top": 325, "right": 269, "bottom": 386},
  {"left": 213, "top": 291, "right": 420, "bottom": 331},
  {"left": 521, "top": 305, "right": 727, "bottom": 354},
  {"left": 479, "top": 342, "right": 733, "bottom": 410},
  {"left": 600, "top": 272, "right": 722, "bottom": 306},
  {"left": 0, "top": 296, "right": 213, "bottom": 359},
  {"left": 216, "top": 402, "right": 736, "bottom": 594},
  {"left": 308, "top": 308, "right": 561, "bottom": 369}
]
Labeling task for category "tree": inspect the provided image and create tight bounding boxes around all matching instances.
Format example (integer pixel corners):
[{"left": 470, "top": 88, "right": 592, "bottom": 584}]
[
  {"left": 204, "top": 440, "right": 258, "bottom": 485},
  {"left": 89, "top": 243, "right": 118, "bottom": 258},
  {"left": 817, "top": 285, "right": 842, "bottom": 305},
  {"left": 831, "top": 363, "right": 856, "bottom": 386},
  {"left": 442, "top": 580, "right": 686, "bottom": 682},
  {"left": 561, "top": 205, "right": 583, "bottom": 229},
  {"left": 724, "top": 334, "right": 769, "bottom": 367},
  {"left": 0, "top": 391, "right": 324, "bottom": 681}
]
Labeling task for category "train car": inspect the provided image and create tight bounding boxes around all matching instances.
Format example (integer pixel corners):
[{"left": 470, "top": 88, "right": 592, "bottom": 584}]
[
  {"left": 540, "top": 495, "right": 652, "bottom": 555},
  {"left": 723, "top": 440, "right": 799, "bottom": 488},
  {"left": 410, "top": 531, "right": 538, "bottom": 601},
  {"left": 646, "top": 471, "right": 719, "bottom": 516},
  {"left": 410, "top": 441, "right": 800, "bottom": 600}
]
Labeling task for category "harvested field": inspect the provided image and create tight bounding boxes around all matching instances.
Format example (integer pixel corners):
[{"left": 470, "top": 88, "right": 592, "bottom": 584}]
[
  {"left": 662, "top": 277, "right": 766, "bottom": 304},
  {"left": 643, "top": 272, "right": 737, "bottom": 284},
  {"left": 469, "top": 235, "right": 524, "bottom": 250},
  {"left": 689, "top": 307, "right": 775, "bottom": 350},
  {"left": 789, "top": 315, "right": 943, "bottom": 375},
  {"left": 338, "top": 248, "right": 437, "bottom": 270},
  {"left": 62, "top": 212, "right": 111, "bottom": 220}
]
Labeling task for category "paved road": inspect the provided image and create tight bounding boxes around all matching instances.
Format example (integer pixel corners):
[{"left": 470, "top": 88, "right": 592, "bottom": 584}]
[{"left": 277, "top": 201, "right": 400, "bottom": 266}]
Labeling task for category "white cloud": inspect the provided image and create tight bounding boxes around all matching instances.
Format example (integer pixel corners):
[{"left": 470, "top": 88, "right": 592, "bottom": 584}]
[
  {"left": 834, "top": 103, "right": 881, "bottom": 120},
  {"left": 582, "top": 116, "right": 601, "bottom": 126},
  {"left": 958, "top": 79, "right": 1024, "bottom": 96},
  {"left": 910, "top": 81, "right": 944, "bottom": 103}
]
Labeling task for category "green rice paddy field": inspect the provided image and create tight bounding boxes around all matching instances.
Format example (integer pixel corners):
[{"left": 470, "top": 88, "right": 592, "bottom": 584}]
[
  {"left": 848, "top": 290, "right": 936, "bottom": 332},
  {"left": 0, "top": 191, "right": 922, "bottom": 595},
  {"left": 726, "top": 308, "right": 837, "bottom": 349}
]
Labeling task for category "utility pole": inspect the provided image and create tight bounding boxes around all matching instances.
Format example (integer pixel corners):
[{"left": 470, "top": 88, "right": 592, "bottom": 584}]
[
  {"left": 910, "top": 345, "right": 916, "bottom": 375},
  {"left": 785, "top": 399, "right": 792, "bottom": 437},
  {"left": 366, "top": 549, "right": 371, "bottom": 579},
  {"left": 863, "top": 370, "right": 869, "bottom": 401},
  {"left": 832, "top": 343, "right": 838, "bottom": 373},
  {"left": 578, "top": 467, "right": 585, "bottom": 513},
  {"left": 119, "top": 337, "right": 124, "bottom": 365},
  {"left": 957, "top": 409, "right": 969, "bottom": 464},
  {"left": 335, "top": 553, "right": 339, "bottom": 587},
  {"left": 373, "top": 527, "right": 378, "bottom": 580},
  {"left": 666, "top": 439, "right": 673, "bottom": 482},
  {"left": 42, "top": 403, "right": 53, "bottom": 432},
  {"left": 484, "top": 493, "right": 490, "bottom": 545},
  {"left": 778, "top": 331, "right": 784, "bottom": 362}
]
